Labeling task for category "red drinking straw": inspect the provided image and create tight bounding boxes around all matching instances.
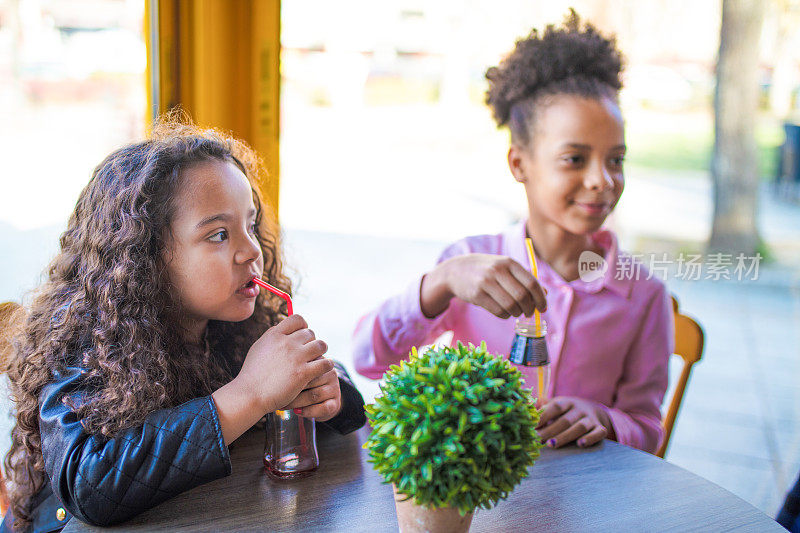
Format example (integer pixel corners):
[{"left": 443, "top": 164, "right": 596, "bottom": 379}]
[
  {"left": 251, "top": 278, "right": 293, "bottom": 316},
  {"left": 251, "top": 277, "right": 309, "bottom": 454}
]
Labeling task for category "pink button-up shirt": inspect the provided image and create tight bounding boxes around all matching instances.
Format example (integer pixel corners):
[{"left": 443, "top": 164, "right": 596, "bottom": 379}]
[{"left": 353, "top": 221, "right": 674, "bottom": 453}]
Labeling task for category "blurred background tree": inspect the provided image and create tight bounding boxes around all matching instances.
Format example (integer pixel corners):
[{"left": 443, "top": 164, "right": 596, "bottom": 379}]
[{"left": 710, "top": 0, "right": 766, "bottom": 255}]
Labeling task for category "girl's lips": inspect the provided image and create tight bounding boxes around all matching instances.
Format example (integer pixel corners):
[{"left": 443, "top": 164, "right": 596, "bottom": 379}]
[
  {"left": 236, "top": 279, "right": 260, "bottom": 298},
  {"left": 574, "top": 201, "right": 609, "bottom": 216}
]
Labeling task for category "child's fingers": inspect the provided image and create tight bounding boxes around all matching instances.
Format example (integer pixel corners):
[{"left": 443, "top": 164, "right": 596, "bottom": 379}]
[
  {"left": 474, "top": 290, "right": 511, "bottom": 319},
  {"left": 576, "top": 425, "right": 607, "bottom": 448},
  {"left": 545, "top": 416, "right": 593, "bottom": 449},
  {"left": 274, "top": 314, "right": 308, "bottom": 334},
  {"left": 286, "top": 381, "right": 339, "bottom": 410},
  {"left": 497, "top": 271, "right": 537, "bottom": 317},
  {"left": 302, "top": 357, "right": 334, "bottom": 382},
  {"left": 304, "top": 368, "right": 337, "bottom": 389},
  {"left": 537, "top": 399, "right": 568, "bottom": 428},
  {"left": 483, "top": 279, "right": 524, "bottom": 317},
  {"left": 508, "top": 261, "right": 547, "bottom": 312},
  {"left": 288, "top": 327, "right": 316, "bottom": 344},
  {"left": 493, "top": 273, "right": 536, "bottom": 316},
  {"left": 296, "top": 398, "right": 341, "bottom": 421},
  {"left": 536, "top": 415, "right": 571, "bottom": 441},
  {"left": 301, "top": 339, "right": 329, "bottom": 361}
]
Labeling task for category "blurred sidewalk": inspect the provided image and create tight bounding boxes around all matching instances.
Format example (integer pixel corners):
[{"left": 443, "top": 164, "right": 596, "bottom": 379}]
[{"left": 617, "top": 169, "right": 800, "bottom": 280}]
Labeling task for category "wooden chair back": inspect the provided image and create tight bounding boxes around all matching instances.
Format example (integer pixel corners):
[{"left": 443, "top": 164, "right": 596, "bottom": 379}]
[{"left": 656, "top": 296, "right": 704, "bottom": 459}]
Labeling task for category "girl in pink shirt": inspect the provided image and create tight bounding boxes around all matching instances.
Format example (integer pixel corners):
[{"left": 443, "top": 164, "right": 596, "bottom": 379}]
[{"left": 353, "top": 12, "right": 673, "bottom": 454}]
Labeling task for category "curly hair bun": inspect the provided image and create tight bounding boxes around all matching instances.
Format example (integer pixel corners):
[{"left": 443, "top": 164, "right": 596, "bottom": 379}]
[{"left": 485, "top": 9, "right": 623, "bottom": 130}]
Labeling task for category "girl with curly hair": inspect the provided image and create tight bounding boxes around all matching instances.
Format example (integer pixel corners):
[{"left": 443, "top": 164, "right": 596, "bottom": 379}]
[
  {"left": 1, "top": 118, "right": 366, "bottom": 532},
  {"left": 354, "top": 11, "right": 673, "bottom": 455}
]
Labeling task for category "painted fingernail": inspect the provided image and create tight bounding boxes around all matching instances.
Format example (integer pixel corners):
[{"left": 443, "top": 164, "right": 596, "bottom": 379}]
[
  {"left": 293, "top": 408, "right": 302, "bottom": 415},
  {"left": 578, "top": 439, "right": 586, "bottom": 447},
  {"left": 547, "top": 439, "right": 556, "bottom": 447}
]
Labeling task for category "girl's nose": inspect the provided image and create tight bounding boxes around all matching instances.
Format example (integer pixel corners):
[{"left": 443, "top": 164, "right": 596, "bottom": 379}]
[
  {"left": 234, "top": 232, "right": 261, "bottom": 264},
  {"left": 584, "top": 162, "right": 614, "bottom": 191}
]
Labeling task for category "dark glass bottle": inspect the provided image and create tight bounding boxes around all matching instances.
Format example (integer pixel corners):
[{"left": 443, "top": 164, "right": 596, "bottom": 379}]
[{"left": 509, "top": 318, "right": 550, "bottom": 405}]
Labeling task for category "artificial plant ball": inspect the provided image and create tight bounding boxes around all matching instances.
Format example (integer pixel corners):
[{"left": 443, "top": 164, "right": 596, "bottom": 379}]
[{"left": 364, "top": 342, "right": 543, "bottom": 516}]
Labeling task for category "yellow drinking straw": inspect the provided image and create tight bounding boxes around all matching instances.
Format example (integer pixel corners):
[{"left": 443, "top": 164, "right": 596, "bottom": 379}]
[
  {"left": 524, "top": 237, "right": 547, "bottom": 402},
  {"left": 524, "top": 238, "right": 542, "bottom": 336}
]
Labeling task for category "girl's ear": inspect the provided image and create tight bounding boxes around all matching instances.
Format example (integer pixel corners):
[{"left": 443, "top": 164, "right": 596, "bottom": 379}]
[{"left": 507, "top": 144, "right": 528, "bottom": 184}]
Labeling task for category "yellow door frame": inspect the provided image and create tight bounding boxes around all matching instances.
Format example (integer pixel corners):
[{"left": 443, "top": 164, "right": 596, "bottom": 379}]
[{"left": 144, "top": 0, "right": 281, "bottom": 215}]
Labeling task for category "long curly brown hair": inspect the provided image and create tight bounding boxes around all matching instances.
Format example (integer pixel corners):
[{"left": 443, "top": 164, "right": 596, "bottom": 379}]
[{"left": 2, "top": 116, "right": 291, "bottom": 530}]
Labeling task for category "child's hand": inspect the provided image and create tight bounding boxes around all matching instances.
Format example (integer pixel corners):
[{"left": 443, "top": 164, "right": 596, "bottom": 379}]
[
  {"left": 237, "top": 314, "right": 333, "bottom": 414},
  {"left": 536, "top": 396, "right": 612, "bottom": 449},
  {"left": 283, "top": 367, "right": 342, "bottom": 421},
  {"left": 421, "top": 254, "right": 547, "bottom": 319}
]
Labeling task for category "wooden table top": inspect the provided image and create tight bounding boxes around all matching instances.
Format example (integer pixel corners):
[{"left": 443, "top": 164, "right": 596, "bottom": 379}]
[{"left": 63, "top": 425, "right": 782, "bottom": 532}]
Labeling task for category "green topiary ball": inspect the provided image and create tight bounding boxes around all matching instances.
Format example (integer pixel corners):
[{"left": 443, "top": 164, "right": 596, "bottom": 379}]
[{"left": 364, "top": 342, "right": 543, "bottom": 516}]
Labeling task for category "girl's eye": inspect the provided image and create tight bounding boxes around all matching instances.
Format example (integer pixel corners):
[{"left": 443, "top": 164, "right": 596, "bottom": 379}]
[
  {"left": 610, "top": 156, "right": 625, "bottom": 168},
  {"left": 563, "top": 155, "right": 584, "bottom": 165},
  {"left": 249, "top": 222, "right": 258, "bottom": 235},
  {"left": 208, "top": 230, "right": 228, "bottom": 243}
]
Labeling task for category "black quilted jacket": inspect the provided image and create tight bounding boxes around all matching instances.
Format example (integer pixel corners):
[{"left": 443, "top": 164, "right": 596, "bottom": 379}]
[{"left": 1, "top": 361, "right": 366, "bottom": 532}]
